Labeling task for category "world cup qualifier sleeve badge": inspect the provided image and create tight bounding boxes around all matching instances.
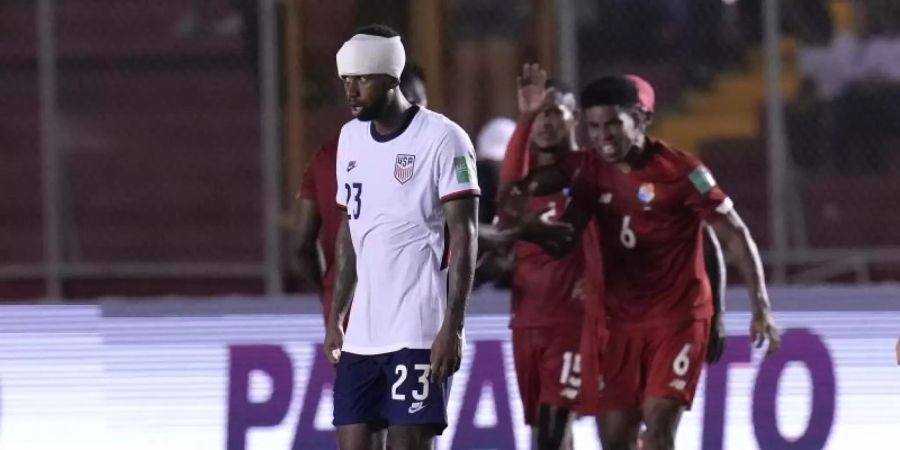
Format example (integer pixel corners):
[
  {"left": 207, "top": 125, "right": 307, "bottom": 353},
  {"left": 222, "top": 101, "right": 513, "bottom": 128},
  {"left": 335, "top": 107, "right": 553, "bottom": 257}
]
[{"left": 394, "top": 154, "right": 415, "bottom": 184}]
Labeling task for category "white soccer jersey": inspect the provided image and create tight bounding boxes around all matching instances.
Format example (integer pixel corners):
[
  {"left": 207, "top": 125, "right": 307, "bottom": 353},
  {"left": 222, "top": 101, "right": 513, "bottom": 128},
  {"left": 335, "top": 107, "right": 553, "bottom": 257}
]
[{"left": 335, "top": 106, "right": 480, "bottom": 355}]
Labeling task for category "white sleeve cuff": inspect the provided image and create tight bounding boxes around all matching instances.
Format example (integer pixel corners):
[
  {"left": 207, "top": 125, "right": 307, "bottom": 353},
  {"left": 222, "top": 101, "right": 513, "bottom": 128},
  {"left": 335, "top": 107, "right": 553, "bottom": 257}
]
[{"left": 715, "top": 197, "right": 734, "bottom": 215}]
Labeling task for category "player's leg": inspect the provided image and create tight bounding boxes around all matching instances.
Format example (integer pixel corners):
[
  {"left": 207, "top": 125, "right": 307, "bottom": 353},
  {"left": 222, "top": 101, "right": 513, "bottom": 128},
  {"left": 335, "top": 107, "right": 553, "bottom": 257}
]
[
  {"left": 382, "top": 349, "right": 450, "bottom": 450},
  {"left": 596, "top": 410, "right": 642, "bottom": 450},
  {"left": 534, "top": 326, "right": 583, "bottom": 450},
  {"left": 639, "top": 397, "right": 684, "bottom": 450},
  {"left": 333, "top": 352, "right": 388, "bottom": 450},
  {"left": 596, "top": 326, "right": 644, "bottom": 450},
  {"left": 512, "top": 328, "right": 542, "bottom": 435},
  {"left": 641, "top": 319, "right": 710, "bottom": 450},
  {"left": 535, "top": 404, "right": 574, "bottom": 450},
  {"left": 513, "top": 328, "right": 572, "bottom": 449},
  {"left": 576, "top": 311, "right": 607, "bottom": 446},
  {"left": 386, "top": 424, "right": 438, "bottom": 450},
  {"left": 337, "top": 423, "right": 386, "bottom": 450}
]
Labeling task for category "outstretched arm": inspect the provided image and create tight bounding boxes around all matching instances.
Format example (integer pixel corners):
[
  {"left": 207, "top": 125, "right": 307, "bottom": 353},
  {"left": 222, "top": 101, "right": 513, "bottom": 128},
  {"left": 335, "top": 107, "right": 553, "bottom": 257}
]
[
  {"left": 710, "top": 209, "right": 780, "bottom": 355},
  {"left": 703, "top": 225, "right": 727, "bottom": 363}
]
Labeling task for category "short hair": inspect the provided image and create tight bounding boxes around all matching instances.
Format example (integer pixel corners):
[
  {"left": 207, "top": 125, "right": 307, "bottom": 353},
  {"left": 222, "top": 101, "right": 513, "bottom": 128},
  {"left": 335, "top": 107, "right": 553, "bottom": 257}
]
[
  {"left": 353, "top": 24, "right": 400, "bottom": 39},
  {"left": 580, "top": 76, "right": 639, "bottom": 110},
  {"left": 547, "top": 78, "right": 577, "bottom": 111},
  {"left": 401, "top": 61, "right": 426, "bottom": 87},
  {"left": 547, "top": 79, "right": 575, "bottom": 98}
]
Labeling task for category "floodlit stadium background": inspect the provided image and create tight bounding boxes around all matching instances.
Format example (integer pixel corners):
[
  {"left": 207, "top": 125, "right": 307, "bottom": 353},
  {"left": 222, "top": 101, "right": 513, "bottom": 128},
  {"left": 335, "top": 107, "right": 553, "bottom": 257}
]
[{"left": 1, "top": 1, "right": 899, "bottom": 449}]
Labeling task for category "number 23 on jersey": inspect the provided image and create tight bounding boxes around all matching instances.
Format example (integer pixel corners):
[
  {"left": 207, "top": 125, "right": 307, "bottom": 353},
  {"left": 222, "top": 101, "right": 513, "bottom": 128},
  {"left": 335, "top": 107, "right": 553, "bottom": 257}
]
[{"left": 344, "top": 182, "right": 362, "bottom": 219}]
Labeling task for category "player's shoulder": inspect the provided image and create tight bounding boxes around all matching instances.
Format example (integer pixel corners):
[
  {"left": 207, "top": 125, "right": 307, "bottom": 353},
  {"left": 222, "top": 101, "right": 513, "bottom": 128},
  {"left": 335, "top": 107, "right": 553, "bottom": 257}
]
[
  {"left": 558, "top": 148, "right": 599, "bottom": 178},
  {"left": 649, "top": 138, "right": 704, "bottom": 177},
  {"left": 416, "top": 108, "right": 470, "bottom": 144},
  {"left": 315, "top": 134, "right": 340, "bottom": 157},
  {"left": 310, "top": 134, "right": 339, "bottom": 168},
  {"left": 337, "top": 118, "right": 368, "bottom": 141}
]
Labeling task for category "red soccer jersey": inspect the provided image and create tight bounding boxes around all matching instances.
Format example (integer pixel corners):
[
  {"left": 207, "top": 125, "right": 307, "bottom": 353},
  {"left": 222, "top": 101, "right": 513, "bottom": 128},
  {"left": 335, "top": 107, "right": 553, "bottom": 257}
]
[
  {"left": 510, "top": 187, "right": 587, "bottom": 328},
  {"left": 499, "top": 119, "right": 603, "bottom": 328},
  {"left": 297, "top": 136, "right": 342, "bottom": 292},
  {"left": 510, "top": 152, "right": 602, "bottom": 327},
  {"left": 569, "top": 138, "right": 731, "bottom": 327}
]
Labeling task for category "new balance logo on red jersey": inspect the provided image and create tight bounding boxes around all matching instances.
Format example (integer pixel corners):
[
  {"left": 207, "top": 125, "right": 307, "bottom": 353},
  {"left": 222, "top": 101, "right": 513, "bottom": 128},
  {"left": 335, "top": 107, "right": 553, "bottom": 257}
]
[
  {"left": 561, "top": 388, "right": 578, "bottom": 400},
  {"left": 669, "top": 378, "right": 687, "bottom": 391}
]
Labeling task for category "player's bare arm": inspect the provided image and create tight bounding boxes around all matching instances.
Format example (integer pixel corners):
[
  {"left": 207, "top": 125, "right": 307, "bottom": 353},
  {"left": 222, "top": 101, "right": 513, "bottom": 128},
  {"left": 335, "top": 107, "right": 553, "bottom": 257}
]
[
  {"left": 479, "top": 195, "right": 576, "bottom": 254},
  {"left": 516, "top": 198, "right": 587, "bottom": 258},
  {"left": 495, "top": 64, "right": 557, "bottom": 210},
  {"left": 709, "top": 209, "right": 781, "bottom": 355},
  {"left": 474, "top": 221, "right": 516, "bottom": 285},
  {"left": 703, "top": 225, "right": 727, "bottom": 363},
  {"left": 295, "top": 198, "right": 324, "bottom": 294},
  {"left": 324, "top": 215, "right": 356, "bottom": 365},
  {"left": 431, "top": 196, "right": 478, "bottom": 381}
]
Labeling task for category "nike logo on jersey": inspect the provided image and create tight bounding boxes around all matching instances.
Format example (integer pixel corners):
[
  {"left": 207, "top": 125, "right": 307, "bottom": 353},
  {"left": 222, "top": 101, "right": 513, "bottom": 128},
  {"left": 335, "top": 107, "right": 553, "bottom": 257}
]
[
  {"left": 408, "top": 401, "right": 426, "bottom": 414},
  {"left": 347, "top": 161, "right": 357, "bottom": 172}
]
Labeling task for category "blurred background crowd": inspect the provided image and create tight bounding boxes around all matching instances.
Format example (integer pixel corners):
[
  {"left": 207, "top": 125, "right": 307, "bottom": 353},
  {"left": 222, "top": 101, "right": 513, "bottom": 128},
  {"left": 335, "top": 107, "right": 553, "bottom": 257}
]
[{"left": 1, "top": 0, "right": 898, "bottom": 301}]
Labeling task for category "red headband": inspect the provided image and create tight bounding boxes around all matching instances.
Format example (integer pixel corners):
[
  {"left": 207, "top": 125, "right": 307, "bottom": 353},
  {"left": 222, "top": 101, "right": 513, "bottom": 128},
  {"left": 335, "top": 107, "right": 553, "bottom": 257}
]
[{"left": 625, "top": 74, "right": 655, "bottom": 113}]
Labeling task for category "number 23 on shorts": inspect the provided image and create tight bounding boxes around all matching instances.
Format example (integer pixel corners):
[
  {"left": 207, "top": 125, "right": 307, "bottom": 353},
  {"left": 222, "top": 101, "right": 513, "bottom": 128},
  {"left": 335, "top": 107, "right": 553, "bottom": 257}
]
[{"left": 391, "top": 363, "right": 431, "bottom": 401}]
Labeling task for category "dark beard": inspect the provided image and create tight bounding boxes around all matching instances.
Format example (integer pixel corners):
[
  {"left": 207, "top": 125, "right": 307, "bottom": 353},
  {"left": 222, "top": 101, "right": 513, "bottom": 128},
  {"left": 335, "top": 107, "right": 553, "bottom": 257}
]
[
  {"left": 355, "top": 93, "right": 389, "bottom": 122},
  {"left": 536, "top": 142, "right": 567, "bottom": 154}
]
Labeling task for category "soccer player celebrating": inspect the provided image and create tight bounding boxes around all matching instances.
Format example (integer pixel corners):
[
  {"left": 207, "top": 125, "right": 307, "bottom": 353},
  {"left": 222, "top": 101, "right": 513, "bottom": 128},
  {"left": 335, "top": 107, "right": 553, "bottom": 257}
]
[
  {"left": 521, "top": 75, "right": 780, "bottom": 450},
  {"left": 295, "top": 63, "right": 429, "bottom": 324},
  {"left": 484, "top": 64, "right": 731, "bottom": 449},
  {"left": 491, "top": 64, "right": 603, "bottom": 450},
  {"left": 323, "top": 25, "right": 480, "bottom": 450}
]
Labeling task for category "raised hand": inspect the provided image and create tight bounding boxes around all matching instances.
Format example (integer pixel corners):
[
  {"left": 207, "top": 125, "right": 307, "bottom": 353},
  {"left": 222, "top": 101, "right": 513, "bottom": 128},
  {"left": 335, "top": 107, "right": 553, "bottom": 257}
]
[{"left": 517, "top": 63, "right": 554, "bottom": 117}]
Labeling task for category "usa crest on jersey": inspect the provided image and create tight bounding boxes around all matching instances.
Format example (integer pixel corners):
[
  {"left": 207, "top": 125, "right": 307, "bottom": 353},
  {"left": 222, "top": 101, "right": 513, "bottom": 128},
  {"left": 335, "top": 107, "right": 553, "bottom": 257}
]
[{"left": 394, "top": 154, "right": 415, "bottom": 184}]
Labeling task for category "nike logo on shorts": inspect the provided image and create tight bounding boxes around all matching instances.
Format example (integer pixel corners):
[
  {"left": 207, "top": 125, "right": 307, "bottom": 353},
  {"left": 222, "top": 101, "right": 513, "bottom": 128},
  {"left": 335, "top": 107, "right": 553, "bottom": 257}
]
[{"left": 408, "top": 401, "right": 426, "bottom": 414}]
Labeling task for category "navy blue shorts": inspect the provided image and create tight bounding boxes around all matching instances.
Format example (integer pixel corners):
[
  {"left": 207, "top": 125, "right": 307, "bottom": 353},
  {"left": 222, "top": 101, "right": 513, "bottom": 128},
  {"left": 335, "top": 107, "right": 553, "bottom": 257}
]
[{"left": 333, "top": 348, "right": 450, "bottom": 433}]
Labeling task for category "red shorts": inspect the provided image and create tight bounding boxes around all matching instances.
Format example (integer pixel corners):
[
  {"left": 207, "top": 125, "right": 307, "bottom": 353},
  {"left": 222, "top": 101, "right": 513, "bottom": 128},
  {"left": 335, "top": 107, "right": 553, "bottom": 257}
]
[
  {"left": 599, "top": 319, "right": 709, "bottom": 411},
  {"left": 576, "top": 311, "right": 608, "bottom": 416},
  {"left": 512, "top": 325, "right": 583, "bottom": 425}
]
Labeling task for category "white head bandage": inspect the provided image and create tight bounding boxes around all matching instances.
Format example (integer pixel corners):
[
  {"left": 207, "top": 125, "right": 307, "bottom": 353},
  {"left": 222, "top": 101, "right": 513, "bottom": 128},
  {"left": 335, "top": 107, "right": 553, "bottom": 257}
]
[{"left": 336, "top": 34, "right": 406, "bottom": 80}]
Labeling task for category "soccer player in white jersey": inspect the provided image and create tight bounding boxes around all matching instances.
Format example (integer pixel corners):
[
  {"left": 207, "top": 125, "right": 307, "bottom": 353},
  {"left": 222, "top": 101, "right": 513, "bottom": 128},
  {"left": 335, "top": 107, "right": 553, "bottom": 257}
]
[{"left": 323, "top": 24, "right": 480, "bottom": 450}]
